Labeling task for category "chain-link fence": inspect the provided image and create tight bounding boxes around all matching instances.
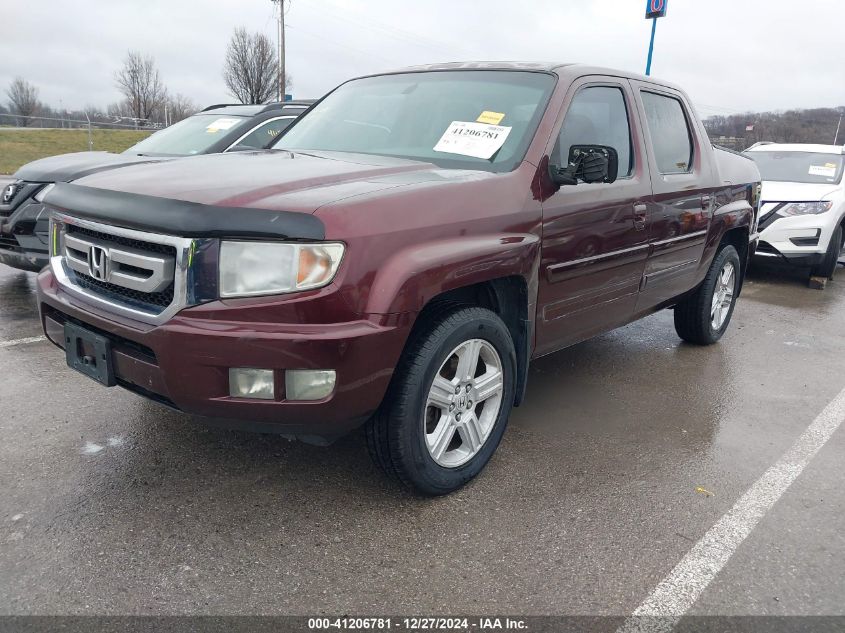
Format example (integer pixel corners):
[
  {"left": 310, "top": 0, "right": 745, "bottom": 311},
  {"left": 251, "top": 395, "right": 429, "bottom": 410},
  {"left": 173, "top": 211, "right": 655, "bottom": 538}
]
[
  {"left": 0, "top": 112, "right": 163, "bottom": 134},
  {"left": 0, "top": 114, "right": 158, "bottom": 174}
]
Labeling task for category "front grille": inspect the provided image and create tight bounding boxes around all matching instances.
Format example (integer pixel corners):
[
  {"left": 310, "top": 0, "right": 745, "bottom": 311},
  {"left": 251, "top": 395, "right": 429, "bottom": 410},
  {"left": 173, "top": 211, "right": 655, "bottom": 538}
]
[
  {"left": 68, "top": 225, "right": 176, "bottom": 257},
  {"left": 61, "top": 222, "right": 179, "bottom": 315},
  {"left": 0, "top": 235, "right": 20, "bottom": 251},
  {"left": 72, "top": 271, "right": 175, "bottom": 309}
]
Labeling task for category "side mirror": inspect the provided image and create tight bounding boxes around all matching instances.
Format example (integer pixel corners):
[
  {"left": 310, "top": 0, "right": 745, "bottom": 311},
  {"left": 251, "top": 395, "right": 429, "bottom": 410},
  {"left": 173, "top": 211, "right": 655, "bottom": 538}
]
[{"left": 550, "top": 145, "right": 619, "bottom": 187}]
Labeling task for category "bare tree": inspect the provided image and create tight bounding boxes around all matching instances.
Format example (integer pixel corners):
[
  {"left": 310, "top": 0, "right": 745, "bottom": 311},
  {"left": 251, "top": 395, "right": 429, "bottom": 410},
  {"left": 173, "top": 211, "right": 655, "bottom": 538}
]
[
  {"left": 107, "top": 100, "right": 133, "bottom": 120},
  {"left": 114, "top": 51, "right": 167, "bottom": 124},
  {"left": 223, "top": 27, "right": 292, "bottom": 104},
  {"left": 6, "top": 77, "right": 41, "bottom": 126},
  {"left": 704, "top": 106, "right": 845, "bottom": 150},
  {"left": 165, "top": 93, "right": 199, "bottom": 124}
]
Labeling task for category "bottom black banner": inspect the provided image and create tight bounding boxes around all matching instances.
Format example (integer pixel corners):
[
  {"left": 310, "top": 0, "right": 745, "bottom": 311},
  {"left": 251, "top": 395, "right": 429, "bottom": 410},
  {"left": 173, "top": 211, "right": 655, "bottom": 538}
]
[{"left": 2, "top": 616, "right": 845, "bottom": 633}]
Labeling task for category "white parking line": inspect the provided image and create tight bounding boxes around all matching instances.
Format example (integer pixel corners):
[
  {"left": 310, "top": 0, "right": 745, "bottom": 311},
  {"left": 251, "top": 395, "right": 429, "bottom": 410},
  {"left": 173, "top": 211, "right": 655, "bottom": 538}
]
[
  {"left": 0, "top": 336, "right": 46, "bottom": 349},
  {"left": 619, "top": 385, "right": 845, "bottom": 633}
]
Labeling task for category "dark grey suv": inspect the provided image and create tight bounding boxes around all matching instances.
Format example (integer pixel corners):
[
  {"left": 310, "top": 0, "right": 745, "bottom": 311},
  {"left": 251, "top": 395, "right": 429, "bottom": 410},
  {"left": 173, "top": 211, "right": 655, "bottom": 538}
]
[{"left": 0, "top": 101, "right": 312, "bottom": 272}]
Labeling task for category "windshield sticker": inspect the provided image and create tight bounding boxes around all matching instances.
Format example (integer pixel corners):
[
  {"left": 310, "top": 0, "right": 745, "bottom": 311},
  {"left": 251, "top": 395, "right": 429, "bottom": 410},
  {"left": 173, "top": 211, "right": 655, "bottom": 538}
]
[
  {"left": 206, "top": 118, "right": 240, "bottom": 133},
  {"left": 434, "top": 121, "right": 512, "bottom": 160},
  {"left": 825, "top": 162, "right": 838, "bottom": 169},
  {"left": 808, "top": 165, "right": 837, "bottom": 178},
  {"left": 476, "top": 111, "right": 505, "bottom": 125}
]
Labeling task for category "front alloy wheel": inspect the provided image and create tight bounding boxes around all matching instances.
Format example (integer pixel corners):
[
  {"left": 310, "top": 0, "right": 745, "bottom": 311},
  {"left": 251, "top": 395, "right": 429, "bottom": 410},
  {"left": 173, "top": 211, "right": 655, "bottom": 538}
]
[
  {"left": 424, "top": 339, "right": 504, "bottom": 468},
  {"left": 366, "top": 305, "right": 516, "bottom": 496}
]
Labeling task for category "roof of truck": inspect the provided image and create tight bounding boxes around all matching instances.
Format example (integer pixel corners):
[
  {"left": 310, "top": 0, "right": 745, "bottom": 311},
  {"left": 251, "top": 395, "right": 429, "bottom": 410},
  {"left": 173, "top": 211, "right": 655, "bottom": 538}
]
[
  {"left": 383, "top": 61, "right": 682, "bottom": 90},
  {"left": 745, "top": 143, "right": 845, "bottom": 155},
  {"left": 398, "top": 61, "right": 573, "bottom": 72}
]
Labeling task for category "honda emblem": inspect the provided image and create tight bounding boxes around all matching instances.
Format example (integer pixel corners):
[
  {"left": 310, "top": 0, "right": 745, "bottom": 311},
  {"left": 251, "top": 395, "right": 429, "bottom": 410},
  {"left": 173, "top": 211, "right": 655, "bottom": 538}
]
[{"left": 88, "top": 245, "right": 109, "bottom": 281}]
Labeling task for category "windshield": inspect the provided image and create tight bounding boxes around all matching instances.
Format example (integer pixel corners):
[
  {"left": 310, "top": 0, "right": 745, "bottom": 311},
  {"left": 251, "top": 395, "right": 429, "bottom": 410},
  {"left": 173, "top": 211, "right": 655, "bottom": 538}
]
[
  {"left": 746, "top": 151, "right": 844, "bottom": 185},
  {"left": 276, "top": 70, "right": 556, "bottom": 172},
  {"left": 124, "top": 114, "right": 252, "bottom": 156}
]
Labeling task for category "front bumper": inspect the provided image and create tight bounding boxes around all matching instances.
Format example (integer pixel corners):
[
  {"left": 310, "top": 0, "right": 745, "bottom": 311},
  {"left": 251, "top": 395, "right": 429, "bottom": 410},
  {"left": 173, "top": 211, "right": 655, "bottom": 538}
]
[
  {"left": 37, "top": 268, "right": 411, "bottom": 439},
  {"left": 755, "top": 212, "right": 838, "bottom": 266}
]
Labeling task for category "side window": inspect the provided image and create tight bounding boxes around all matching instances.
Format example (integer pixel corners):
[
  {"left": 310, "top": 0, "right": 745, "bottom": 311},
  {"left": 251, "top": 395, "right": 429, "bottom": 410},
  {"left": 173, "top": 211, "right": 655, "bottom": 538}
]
[
  {"left": 554, "top": 86, "right": 633, "bottom": 178},
  {"left": 234, "top": 117, "right": 295, "bottom": 149},
  {"left": 641, "top": 92, "right": 694, "bottom": 174}
]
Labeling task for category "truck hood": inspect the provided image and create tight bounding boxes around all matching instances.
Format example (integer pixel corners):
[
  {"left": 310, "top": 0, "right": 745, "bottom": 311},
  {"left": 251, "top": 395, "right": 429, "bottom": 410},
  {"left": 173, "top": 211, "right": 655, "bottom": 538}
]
[
  {"left": 760, "top": 180, "right": 840, "bottom": 203},
  {"left": 71, "top": 150, "right": 483, "bottom": 214},
  {"left": 13, "top": 151, "right": 169, "bottom": 184}
]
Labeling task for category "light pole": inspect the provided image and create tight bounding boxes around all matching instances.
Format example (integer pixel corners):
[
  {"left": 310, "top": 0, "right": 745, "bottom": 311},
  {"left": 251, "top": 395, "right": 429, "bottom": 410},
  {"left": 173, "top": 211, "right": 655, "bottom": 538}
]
[
  {"left": 272, "top": 0, "right": 286, "bottom": 102},
  {"left": 644, "top": 0, "right": 668, "bottom": 76}
]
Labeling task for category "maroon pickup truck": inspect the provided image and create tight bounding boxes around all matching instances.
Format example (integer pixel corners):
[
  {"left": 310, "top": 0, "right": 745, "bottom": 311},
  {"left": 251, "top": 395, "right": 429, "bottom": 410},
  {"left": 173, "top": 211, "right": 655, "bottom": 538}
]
[{"left": 37, "top": 63, "right": 760, "bottom": 495}]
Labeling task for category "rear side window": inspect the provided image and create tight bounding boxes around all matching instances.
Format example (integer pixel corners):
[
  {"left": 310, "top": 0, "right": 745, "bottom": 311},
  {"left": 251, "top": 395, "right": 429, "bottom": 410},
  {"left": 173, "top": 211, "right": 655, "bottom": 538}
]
[
  {"left": 641, "top": 92, "right": 694, "bottom": 174},
  {"left": 555, "top": 86, "right": 633, "bottom": 178}
]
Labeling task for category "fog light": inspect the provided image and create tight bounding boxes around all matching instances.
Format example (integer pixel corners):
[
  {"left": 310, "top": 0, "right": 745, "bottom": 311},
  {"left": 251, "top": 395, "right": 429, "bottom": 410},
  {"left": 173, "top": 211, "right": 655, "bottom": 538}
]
[
  {"left": 285, "top": 369, "right": 336, "bottom": 401},
  {"left": 229, "top": 368, "right": 275, "bottom": 400}
]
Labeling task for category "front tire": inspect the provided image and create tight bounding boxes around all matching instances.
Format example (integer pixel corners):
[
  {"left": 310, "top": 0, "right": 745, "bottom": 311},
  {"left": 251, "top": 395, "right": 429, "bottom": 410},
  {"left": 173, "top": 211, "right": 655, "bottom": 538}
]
[
  {"left": 366, "top": 306, "right": 516, "bottom": 496},
  {"left": 811, "top": 224, "right": 843, "bottom": 281},
  {"left": 674, "top": 245, "right": 741, "bottom": 345}
]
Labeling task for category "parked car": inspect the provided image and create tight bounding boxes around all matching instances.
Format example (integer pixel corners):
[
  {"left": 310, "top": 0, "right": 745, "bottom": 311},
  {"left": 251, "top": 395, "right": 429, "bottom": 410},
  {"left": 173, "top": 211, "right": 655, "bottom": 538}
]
[
  {"left": 744, "top": 143, "right": 845, "bottom": 281},
  {"left": 36, "top": 63, "right": 759, "bottom": 495},
  {"left": 0, "top": 101, "right": 312, "bottom": 272}
]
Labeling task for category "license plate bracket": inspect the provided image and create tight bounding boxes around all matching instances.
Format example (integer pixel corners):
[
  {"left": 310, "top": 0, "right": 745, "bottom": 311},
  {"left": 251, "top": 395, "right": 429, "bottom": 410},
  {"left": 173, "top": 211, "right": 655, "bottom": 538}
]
[{"left": 64, "top": 322, "right": 116, "bottom": 387}]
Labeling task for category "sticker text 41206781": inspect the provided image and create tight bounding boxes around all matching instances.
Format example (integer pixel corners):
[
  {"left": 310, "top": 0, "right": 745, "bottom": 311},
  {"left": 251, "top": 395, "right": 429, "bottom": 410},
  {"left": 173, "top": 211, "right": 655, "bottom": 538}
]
[{"left": 433, "top": 121, "right": 512, "bottom": 160}]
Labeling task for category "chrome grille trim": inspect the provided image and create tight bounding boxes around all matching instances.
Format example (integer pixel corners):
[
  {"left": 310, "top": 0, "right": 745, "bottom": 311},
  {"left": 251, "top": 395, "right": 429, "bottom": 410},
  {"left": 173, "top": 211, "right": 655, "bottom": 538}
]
[
  {"left": 63, "top": 232, "right": 176, "bottom": 293},
  {"left": 50, "top": 213, "right": 195, "bottom": 326}
]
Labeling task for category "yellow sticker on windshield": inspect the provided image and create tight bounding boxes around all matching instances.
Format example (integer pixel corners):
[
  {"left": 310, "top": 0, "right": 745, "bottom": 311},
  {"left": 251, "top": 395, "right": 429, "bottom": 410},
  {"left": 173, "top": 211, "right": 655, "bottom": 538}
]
[
  {"left": 477, "top": 111, "right": 505, "bottom": 125},
  {"left": 206, "top": 117, "right": 240, "bottom": 133}
]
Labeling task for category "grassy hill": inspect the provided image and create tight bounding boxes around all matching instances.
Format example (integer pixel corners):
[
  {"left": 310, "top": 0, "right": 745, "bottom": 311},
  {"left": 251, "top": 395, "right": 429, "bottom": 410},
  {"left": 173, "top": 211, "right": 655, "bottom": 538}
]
[{"left": 0, "top": 128, "right": 153, "bottom": 175}]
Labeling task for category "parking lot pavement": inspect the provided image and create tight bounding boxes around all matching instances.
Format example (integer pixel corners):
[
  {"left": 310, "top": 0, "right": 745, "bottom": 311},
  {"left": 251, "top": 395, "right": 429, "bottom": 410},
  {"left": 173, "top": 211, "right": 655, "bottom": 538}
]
[{"left": 1, "top": 261, "right": 844, "bottom": 617}]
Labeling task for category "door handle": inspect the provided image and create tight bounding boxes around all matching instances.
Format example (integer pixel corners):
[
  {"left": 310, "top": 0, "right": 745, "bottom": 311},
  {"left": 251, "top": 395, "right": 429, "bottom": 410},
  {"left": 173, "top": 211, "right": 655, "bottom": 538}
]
[
  {"left": 633, "top": 203, "right": 648, "bottom": 231},
  {"left": 701, "top": 194, "right": 712, "bottom": 209}
]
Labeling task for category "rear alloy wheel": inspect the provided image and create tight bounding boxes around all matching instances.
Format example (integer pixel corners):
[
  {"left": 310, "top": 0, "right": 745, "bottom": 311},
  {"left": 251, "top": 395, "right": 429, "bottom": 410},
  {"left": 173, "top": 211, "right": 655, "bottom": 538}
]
[
  {"left": 710, "top": 260, "right": 736, "bottom": 331},
  {"left": 366, "top": 305, "right": 515, "bottom": 496},
  {"left": 674, "top": 245, "right": 742, "bottom": 345}
]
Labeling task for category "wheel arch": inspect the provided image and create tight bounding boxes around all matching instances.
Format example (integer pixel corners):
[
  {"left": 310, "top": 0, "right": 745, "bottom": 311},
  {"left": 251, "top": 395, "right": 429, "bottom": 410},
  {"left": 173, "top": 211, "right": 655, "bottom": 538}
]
[
  {"left": 366, "top": 234, "right": 540, "bottom": 407},
  {"left": 719, "top": 224, "right": 750, "bottom": 294},
  {"left": 402, "top": 276, "right": 533, "bottom": 408}
]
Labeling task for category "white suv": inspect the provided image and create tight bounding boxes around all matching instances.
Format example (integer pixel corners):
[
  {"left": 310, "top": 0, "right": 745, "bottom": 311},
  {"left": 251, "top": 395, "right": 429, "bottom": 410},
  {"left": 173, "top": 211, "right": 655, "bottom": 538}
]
[{"left": 744, "top": 143, "right": 845, "bottom": 281}]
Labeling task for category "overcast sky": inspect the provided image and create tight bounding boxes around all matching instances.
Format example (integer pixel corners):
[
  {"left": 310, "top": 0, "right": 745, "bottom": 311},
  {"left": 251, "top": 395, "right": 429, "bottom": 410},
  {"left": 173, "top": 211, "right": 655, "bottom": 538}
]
[{"left": 3, "top": 0, "right": 844, "bottom": 120}]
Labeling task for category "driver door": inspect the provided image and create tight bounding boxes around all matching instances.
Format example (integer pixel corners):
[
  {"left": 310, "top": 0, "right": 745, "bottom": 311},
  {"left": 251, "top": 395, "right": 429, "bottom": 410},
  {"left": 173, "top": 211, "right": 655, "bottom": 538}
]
[{"left": 535, "top": 78, "right": 653, "bottom": 355}]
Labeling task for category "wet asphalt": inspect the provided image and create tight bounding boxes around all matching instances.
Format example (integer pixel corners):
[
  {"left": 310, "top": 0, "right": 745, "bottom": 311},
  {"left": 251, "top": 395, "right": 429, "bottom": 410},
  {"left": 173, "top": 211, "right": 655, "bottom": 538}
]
[{"left": 0, "top": 259, "right": 843, "bottom": 617}]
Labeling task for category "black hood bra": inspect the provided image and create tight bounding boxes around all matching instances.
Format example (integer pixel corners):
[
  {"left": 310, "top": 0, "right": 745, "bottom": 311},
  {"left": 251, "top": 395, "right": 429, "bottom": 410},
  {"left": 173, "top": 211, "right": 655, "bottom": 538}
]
[{"left": 44, "top": 182, "right": 326, "bottom": 241}]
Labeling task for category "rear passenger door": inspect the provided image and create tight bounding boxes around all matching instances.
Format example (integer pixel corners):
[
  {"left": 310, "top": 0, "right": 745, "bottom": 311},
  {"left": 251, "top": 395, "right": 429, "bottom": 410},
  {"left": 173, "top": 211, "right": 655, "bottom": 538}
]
[
  {"left": 535, "top": 78, "right": 653, "bottom": 355},
  {"left": 631, "top": 83, "right": 714, "bottom": 309}
]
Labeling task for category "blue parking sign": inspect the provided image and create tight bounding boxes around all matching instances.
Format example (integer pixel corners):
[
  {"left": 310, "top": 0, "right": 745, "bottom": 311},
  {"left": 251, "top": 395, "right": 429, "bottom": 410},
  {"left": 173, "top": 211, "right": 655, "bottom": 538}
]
[{"left": 646, "top": 0, "right": 668, "bottom": 18}]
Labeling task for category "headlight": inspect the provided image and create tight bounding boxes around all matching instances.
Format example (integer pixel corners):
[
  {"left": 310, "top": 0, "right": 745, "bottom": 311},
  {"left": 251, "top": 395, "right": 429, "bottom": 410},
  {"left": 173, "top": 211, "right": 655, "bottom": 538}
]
[
  {"left": 219, "top": 241, "right": 345, "bottom": 298},
  {"left": 778, "top": 201, "right": 833, "bottom": 216},
  {"left": 33, "top": 183, "right": 55, "bottom": 203}
]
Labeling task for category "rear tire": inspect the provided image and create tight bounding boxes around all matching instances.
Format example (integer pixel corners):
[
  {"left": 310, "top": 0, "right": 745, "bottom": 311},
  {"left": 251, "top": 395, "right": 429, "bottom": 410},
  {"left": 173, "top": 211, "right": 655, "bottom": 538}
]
[
  {"left": 366, "top": 305, "right": 516, "bottom": 496},
  {"left": 811, "top": 224, "right": 843, "bottom": 281},
  {"left": 674, "top": 245, "right": 741, "bottom": 345}
]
